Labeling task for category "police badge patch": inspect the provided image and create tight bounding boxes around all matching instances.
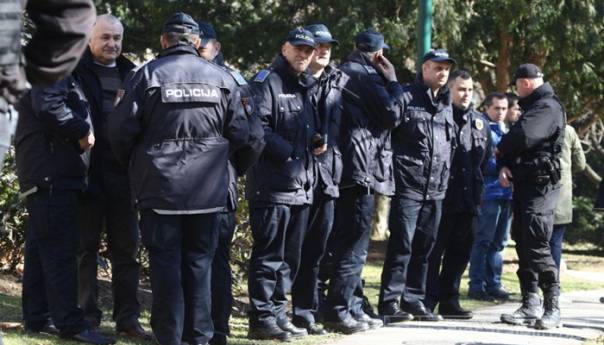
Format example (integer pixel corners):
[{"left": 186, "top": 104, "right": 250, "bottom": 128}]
[{"left": 474, "top": 118, "right": 484, "bottom": 130}]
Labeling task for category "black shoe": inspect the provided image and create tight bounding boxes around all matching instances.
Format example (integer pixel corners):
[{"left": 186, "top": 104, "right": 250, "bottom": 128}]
[
  {"left": 378, "top": 301, "right": 414, "bottom": 323},
  {"left": 324, "top": 316, "right": 369, "bottom": 334},
  {"left": 535, "top": 292, "right": 561, "bottom": 330},
  {"left": 467, "top": 290, "right": 496, "bottom": 302},
  {"left": 26, "top": 320, "right": 59, "bottom": 335},
  {"left": 292, "top": 318, "right": 327, "bottom": 335},
  {"left": 116, "top": 323, "right": 153, "bottom": 341},
  {"left": 438, "top": 301, "right": 474, "bottom": 320},
  {"left": 248, "top": 324, "right": 292, "bottom": 342},
  {"left": 69, "top": 329, "right": 116, "bottom": 345},
  {"left": 500, "top": 292, "right": 542, "bottom": 326},
  {"left": 354, "top": 313, "right": 383, "bottom": 329},
  {"left": 487, "top": 286, "right": 511, "bottom": 301},
  {"left": 277, "top": 320, "right": 308, "bottom": 338},
  {"left": 401, "top": 301, "right": 443, "bottom": 322}
]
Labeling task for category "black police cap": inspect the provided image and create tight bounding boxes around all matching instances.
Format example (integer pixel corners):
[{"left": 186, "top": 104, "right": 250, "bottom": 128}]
[
  {"left": 422, "top": 49, "right": 456, "bottom": 65},
  {"left": 511, "top": 63, "right": 544, "bottom": 84},
  {"left": 197, "top": 21, "right": 218, "bottom": 47},
  {"left": 305, "top": 24, "right": 338, "bottom": 45},
  {"left": 355, "top": 29, "right": 389, "bottom": 53},
  {"left": 162, "top": 12, "right": 199, "bottom": 35},
  {"left": 285, "top": 28, "right": 316, "bottom": 48}
]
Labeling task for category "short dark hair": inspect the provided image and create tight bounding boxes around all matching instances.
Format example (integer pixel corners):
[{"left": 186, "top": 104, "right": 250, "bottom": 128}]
[
  {"left": 505, "top": 92, "right": 519, "bottom": 105},
  {"left": 448, "top": 69, "right": 472, "bottom": 83},
  {"left": 484, "top": 92, "right": 508, "bottom": 108}
]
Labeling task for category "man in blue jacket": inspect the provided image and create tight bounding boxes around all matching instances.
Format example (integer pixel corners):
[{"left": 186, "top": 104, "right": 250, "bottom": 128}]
[
  {"left": 468, "top": 92, "right": 512, "bottom": 302},
  {"left": 108, "top": 13, "right": 252, "bottom": 345}
]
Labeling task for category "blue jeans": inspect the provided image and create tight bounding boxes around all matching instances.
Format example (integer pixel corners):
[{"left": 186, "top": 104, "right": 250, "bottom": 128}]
[
  {"left": 549, "top": 224, "right": 566, "bottom": 272},
  {"left": 469, "top": 199, "right": 512, "bottom": 293}
]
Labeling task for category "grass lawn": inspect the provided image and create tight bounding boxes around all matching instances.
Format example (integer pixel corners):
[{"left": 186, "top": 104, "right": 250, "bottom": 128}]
[{"left": 1, "top": 241, "right": 603, "bottom": 345}]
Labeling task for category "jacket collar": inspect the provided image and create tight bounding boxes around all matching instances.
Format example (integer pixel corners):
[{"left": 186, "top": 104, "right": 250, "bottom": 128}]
[
  {"left": 78, "top": 47, "right": 135, "bottom": 78},
  {"left": 518, "top": 82, "right": 555, "bottom": 111},
  {"left": 158, "top": 44, "right": 200, "bottom": 58},
  {"left": 414, "top": 72, "right": 451, "bottom": 108}
]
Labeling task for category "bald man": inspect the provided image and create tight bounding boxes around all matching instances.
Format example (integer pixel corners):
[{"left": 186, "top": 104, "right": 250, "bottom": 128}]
[{"left": 74, "top": 14, "right": 148, "bottom": 339}]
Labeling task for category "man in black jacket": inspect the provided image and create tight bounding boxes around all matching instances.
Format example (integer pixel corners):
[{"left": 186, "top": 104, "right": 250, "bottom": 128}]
[
  {"left": 322, "top": 29, "right": 404, "bottom": 334},
  {"left": 74, "top": 15, "right": 147, "bottom": 339},
  {"left": 378, "top": 49, "right": 456, "bottom": 322},
  {"left": 1, "top": 0, "right": 96, "bottom": 163},
  {"left": 195, "top": 20, "right": 265, "bottom": 345},
  {"left": 108, "top": 13, "right": 252, "bottom": 345},
  {"left": 498, "top": 64, "right": 565, "bottom": 330},
  {"left": 290, "top": 24, "right": 348, "bottom": 336},
  {"left": 15, "top": 77, "right": 114, "bottom": 345},
  {"left": 245, "top": 28, "right": 318, "bottom": 342},
  {"left": 424, "top": 69, "right": 491, "bottom": 319}
]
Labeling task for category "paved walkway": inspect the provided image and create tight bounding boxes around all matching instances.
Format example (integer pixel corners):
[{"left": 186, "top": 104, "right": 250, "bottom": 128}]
[{"left": 329, "top": 289, "right": 604, "bottom": 345}]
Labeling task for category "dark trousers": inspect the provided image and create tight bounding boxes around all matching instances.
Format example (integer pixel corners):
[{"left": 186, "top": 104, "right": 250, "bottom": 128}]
[
  {"left": 292, "top": 194, "right": 335, "bottom": 324},
  {"left": 211, "top": 211, "right": 237, "bottom": 339},
  {"left": 550, "top": 224, "right": 566, "bottom": 272},
  {"left": 77, "top": 188, "right": 140, "bottom": 328},
  {"left": 379, "top": 197, "right": 442, "bottom": 307},
  {"left": 139, "top": 210, "right": 219, "bottom": 345},
  {"left": 22, "top": 189, "right": 87, "bottom": 337},
  {"left": 512, "top": 182, "right": 560, "bottom": 294},
  {"left": 324, "top": 187, "right": 375, "bottom": 322},
  {"left": 425, "top": 212, "right": 475, "bottom": 310},
  {"left": 247, "top": 204, "right": 310, "bottom": 324}
]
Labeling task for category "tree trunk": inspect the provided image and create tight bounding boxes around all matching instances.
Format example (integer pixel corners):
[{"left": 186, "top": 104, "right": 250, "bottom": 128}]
[{"left": 495, "top": 30, "right": 512, "bottom": 92}]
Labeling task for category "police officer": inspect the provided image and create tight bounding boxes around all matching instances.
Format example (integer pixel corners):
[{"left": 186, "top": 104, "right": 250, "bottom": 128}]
[
  {"left": 245, "top": 28, "right": 318, "bottom": 341},
  {"left": 290, "top": 23, "right": 348, "bottom": 336},
  {"left": 195, "top": 20, "right": 265, "bottom": 345},
  {"left": 378, "top": 49, "right": 456, "bottom": 322},
  {"left": 322, "top": 29, "right": 403, "bottom": 334},
  {"left": 498, "top": 64, "right": 565, "bottom": 330},
  {"left": 74, "top": 15, "right": 147, "bottom": 339},
  {"left": 108, "top": 13, "right": 252, "bottom": 345},
  {"left": 15, "top": 76, "right": 114, "bottom": 344},
  {"left": 1, "top": 0, "right": 96, "bottom": 163},
  {"left": 424, "top": 69, "right": 491, "bottom": 319}
]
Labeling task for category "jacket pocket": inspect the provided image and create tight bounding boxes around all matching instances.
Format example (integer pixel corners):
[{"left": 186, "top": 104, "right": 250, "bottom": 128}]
[
  {"left": 374, "top": 149, "right": 393, "bottom": 183},
  {"left": 268, "top": 157, "right": 304, "bottom": 191}
]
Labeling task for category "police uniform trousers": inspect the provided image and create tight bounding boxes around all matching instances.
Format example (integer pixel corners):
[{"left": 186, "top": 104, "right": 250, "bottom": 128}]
[
  {"left": 139, "top": 210, "right": 219, "bottom": 345},
  {"left": 211, "top": 210, "right": 237, "bottom": 342},
  {"left": 292, "top": 192, "right": 335, "bottom": 324},
  {"left": 324, "top": 186, "right": 374, "bottom": 322},
  {"left": 77, "top": 172, "right": 140, "bottom": 329},
  {"left": 511, "top": 181, "right": 560, "bottom": 294},
  {"left": 22, "top": 189, "right": 88, "bottom": 337},
  {"left": 379, "top": 197, "right": 442, "bottom": 308},
  {"left": 425, "top": 211, "right": 475, "bottom": 310},
  {"left": 247, "top": 203, "right": 310, "bottom": 325}
]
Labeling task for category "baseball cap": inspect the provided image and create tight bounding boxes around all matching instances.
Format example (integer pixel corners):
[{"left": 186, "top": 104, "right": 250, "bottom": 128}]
[
  {"left": 162, "top": 12, "right": 199, "bottom": 35},
  {"left": 285, "top": 28, "right": 316, "bottom": 48},
  {"left": 304, "top": 24, "right": 338, "bottom": 45},
  {"left": 197, "top": 21, "right": 218, "bottom": 47},
  {"left": 355, "top": 29, "right": 389, "bottom": 52},
  {"left": 422, "top": 49, "right": 456, "bottom": 64},
  {"left": 511, "top": 63, "right": 544, "bottom": 84}
]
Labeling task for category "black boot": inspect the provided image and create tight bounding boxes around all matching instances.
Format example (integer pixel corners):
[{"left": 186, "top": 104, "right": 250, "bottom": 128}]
[
  {"left": 248, "top": 319, "right": 292, "bottom": 342},
  {"left": 500, "top": 292, "right": 542, "bottom": 326},
  {"left": 378, "top": 301, "right": 414, "bottom": 323},
  {"left": 535, "top": 292, "right": 561, "bottom": 330},
  {"left": 438, "top": 300, "right": 473, "bottom": 320}
]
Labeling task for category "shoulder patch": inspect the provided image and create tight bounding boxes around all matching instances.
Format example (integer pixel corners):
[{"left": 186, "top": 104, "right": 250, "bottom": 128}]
[
  {"left": 474, "top": 118, "right": 484, "bottom": 130},
  {"left": 363, "top": 65, "right": 377, "bottom": 74},
  {"left": 229, "top": 69, "right": 248, "bottom": 86},
  {"left": 253, "top": 69, "right": 272, "bottom": 83}
]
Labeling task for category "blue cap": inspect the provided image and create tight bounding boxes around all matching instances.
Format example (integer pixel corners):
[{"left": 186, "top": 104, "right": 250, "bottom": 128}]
[
  {"left": 197, "top": 21, "right": 218, "bottom": 47},
  {"left": 304, "top": 24, "right": 338, "bottom": 45},
  {"left": 285, "top": 28, "right": 316, "bottom": 48},
  {"left": 162, "top": 12, "right": 199, "bottom": 35},
  {"left": 355, "top": 29, "right": 389, "bottom": 52},
  {"left": 422, "top": 49, "right": 456, "bottom": 64}
]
